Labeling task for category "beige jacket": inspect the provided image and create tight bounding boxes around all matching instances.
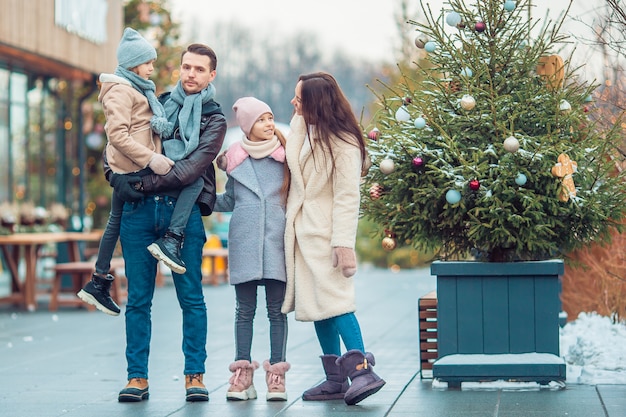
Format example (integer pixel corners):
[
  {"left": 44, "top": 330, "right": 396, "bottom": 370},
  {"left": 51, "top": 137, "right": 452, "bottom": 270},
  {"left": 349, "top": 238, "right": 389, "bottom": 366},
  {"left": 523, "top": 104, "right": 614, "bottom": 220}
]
[
  {"left": 98, "top": 73, "right": 161, "bottom": 174},
  {"left": 281, "top": 114, "right": 362, "bottom": 321}
]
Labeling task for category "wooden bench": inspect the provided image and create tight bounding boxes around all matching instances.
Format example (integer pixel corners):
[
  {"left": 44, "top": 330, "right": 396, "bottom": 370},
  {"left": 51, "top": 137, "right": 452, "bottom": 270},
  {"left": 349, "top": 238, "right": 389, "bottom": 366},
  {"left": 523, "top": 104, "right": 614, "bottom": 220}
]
[
  {"left": 202, "top": 248, "right": 228, "bottom": 285},
  {"left": 48, "top": 258, "right": 126, "bottom": 312},
  {"left": 419, "top": 290, "right": 438, "bottom": 376}
]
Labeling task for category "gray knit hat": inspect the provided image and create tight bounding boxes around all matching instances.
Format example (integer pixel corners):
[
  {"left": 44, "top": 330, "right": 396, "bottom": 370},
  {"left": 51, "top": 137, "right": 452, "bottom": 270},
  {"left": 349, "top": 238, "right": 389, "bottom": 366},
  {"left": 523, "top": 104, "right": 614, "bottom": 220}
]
[{"left": 116, "top": 27, "right": 157, "bottom": 69}]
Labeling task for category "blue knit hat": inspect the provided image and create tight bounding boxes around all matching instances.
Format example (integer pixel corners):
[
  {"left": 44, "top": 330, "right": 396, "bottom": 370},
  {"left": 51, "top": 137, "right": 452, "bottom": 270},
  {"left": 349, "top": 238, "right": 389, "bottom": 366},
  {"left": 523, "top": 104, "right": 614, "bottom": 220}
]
[{"left": 116, "top": 28, "right": 157, "bottom": 69}]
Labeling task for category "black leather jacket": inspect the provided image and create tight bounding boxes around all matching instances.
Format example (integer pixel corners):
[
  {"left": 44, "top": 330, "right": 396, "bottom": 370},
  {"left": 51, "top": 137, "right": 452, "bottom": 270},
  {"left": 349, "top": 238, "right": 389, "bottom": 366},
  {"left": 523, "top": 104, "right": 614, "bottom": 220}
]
[{"left": 103, "top": 95, "right": 227, "bottom": 216}]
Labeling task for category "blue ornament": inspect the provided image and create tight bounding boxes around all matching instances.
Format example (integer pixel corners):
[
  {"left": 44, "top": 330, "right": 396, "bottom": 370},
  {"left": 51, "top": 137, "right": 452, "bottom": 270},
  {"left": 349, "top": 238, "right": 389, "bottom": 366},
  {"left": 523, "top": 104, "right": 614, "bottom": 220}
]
[
  {"left": 446, "top": 12, "right": 462, "bottom": 27},
  {"left": 414, "top": 117, "right": 427, "bottom": 129},
  {"left": 445, "top": 189, "right": 462, "bottom": 204},
  {"left": 424, "top": 41, "right": 437, "bottom": 53},
  {"left": 584, "top": 94, "right": 593, "bottom": 103},
  {"left": 504, "top": 1, "right": 516, "bottom": 12},
  {"left": 515, "top": 173, "right": 527, "bottom": 186},
  {"left": 460, "top": 67, "right": 473, "bottom": 77}
]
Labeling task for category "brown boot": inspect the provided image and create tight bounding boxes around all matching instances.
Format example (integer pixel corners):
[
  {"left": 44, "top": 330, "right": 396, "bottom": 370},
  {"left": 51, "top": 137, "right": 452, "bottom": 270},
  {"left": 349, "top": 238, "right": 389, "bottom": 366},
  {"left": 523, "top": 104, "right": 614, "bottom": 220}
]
[
  {"left": 185, "top": 373, "right": 209, "bottom": 402},
  {"left": 118, "top": 377, "right": 149, "bottom": 402},
  {"left": 263, "top": 360, "right": 290, "bottom": 401},
  {"left": 226, "top": 360, "right": 259, "bottom": 401}
]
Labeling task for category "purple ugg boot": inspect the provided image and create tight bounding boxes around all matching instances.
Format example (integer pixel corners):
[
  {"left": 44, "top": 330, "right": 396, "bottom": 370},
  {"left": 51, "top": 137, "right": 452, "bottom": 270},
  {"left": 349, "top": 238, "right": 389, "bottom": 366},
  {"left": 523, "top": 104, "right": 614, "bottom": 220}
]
[
  {"left": 302, "top": 354, "right": 349, "bottom": 401},
  {"left": 336, "top": 350, "right": 386, "bottom": 405}
]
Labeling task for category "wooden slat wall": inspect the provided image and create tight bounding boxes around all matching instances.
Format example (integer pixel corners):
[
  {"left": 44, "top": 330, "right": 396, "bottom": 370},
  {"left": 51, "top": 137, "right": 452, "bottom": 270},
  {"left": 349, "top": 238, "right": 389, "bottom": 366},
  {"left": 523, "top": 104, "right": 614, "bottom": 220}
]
[{"left": 0, "top": 0, "right": 122, "bottom": 77}]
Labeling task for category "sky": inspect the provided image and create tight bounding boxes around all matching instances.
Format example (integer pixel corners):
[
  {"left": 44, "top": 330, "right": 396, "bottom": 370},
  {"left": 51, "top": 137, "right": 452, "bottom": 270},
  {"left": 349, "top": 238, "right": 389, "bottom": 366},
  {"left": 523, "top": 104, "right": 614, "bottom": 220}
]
[{"left": 170, "top": 0, "right": 607, "bottom": 70}]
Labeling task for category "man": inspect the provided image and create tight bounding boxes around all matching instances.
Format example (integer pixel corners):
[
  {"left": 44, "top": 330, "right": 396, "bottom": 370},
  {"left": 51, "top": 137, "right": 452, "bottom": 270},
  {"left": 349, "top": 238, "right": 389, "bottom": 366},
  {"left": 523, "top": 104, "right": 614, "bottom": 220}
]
[{"left": 111, "top": 43, "right": 226, "bottom": 403}]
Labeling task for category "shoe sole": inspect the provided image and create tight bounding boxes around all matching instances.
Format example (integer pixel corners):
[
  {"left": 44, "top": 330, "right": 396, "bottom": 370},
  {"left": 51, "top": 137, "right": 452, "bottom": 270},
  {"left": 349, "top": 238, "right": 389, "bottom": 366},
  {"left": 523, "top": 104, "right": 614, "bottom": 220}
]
[
  {"left": 266, "top": 392, "right": 287, "bottom": 401},
  {"left": 186, "top": 393, "right": 209, "bottom": 402},
  {"left": 147, "top": 243, "right": 187, "bottom": 274},
  {"left": 118, "top": 391, "right": 149, "bottom": 402},
  {"left": 227, "top": 385, "right": 257, "bottom": 401},
  {"left": 302, "top": 392, "right": 345, "bottom": 401},
  {"left": 77, "top": 290, "right": 120, "bottom": 316},
  {"left": 344, "top": 380, "right": 386, "bottom": 405}
]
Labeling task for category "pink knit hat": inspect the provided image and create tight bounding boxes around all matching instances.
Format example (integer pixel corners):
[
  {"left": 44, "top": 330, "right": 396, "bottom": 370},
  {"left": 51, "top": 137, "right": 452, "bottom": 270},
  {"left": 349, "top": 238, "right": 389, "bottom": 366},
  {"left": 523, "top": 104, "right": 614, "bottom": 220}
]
[{"left": 232, "top": 97, "right": 273, "bottom": 137}]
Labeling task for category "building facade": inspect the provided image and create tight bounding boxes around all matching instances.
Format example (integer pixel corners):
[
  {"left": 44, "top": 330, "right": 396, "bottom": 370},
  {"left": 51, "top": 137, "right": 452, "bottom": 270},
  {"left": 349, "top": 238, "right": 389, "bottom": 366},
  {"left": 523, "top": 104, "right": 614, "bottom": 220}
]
[{"left": 0, "top": 0, "right": 122, "bottom": 226}]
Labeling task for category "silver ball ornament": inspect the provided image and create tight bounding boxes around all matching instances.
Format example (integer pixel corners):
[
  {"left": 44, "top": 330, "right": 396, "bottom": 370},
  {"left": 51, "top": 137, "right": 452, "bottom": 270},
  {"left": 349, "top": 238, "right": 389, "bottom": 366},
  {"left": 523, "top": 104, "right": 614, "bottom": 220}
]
[{"left": 503, "top": 135, "right": 520, "bottom": 153}]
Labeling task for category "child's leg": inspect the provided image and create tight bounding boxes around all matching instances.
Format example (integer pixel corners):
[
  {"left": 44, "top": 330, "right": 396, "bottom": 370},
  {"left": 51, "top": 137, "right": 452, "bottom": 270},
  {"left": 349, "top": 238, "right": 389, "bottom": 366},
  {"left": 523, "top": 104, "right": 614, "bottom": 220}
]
[
  {"left": 94, "top": 193, "right": 124, "bottom": 275},
  {"left": 77, "top": 192, "right": 123, "bottom": 316},
  {"left": 234, "top": 281, "right": 258, "bottom": 362},
  {"left": 168, "top": 177, "right": 203, "bottom": 235},
  {"left": 264, "top": 279, "right": 288, "bottom": 364},
  {"left": 147, "top": 177, "right": 203, "bottom": 274},
  {"left": 263, "top": 279, "right": 289, "bottom": 401}
]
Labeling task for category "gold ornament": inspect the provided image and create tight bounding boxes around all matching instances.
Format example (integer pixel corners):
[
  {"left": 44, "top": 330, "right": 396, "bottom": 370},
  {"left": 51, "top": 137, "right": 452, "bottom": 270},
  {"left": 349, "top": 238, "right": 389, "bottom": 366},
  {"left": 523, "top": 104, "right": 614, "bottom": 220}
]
[{"left": 381, "top": 229, "right": 397, "bottom": 251}]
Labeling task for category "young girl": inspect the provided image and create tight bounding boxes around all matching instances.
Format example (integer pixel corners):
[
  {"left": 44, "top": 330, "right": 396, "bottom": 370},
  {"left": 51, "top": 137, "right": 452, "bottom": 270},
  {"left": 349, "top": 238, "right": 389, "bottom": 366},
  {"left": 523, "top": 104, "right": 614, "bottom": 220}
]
[
  {"left": 213, "top": 97, "right": 290, "bottom": 402},
  {"left": 282, "top": 72, "right": 385, "bottom": 405}
]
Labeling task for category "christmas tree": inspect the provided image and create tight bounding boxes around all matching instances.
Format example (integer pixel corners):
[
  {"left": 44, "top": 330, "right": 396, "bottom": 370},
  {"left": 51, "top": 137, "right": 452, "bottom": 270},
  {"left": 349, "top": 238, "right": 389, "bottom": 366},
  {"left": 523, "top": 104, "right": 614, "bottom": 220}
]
[{"left": 362, "top": 0, "right": 626, "bottom": 262}]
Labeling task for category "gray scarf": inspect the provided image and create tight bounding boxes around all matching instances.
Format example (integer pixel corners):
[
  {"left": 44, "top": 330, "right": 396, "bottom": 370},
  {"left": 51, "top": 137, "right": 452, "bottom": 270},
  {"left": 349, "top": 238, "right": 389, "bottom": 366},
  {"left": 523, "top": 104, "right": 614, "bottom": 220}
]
[{"left": 162, "top": 81, "right": 216, "bottom": 161}]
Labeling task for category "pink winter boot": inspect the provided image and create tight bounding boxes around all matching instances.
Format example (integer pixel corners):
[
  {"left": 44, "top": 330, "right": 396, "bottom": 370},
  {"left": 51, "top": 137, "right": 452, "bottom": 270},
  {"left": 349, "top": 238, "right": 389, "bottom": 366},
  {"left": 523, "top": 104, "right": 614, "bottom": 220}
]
[
  {"left": 263, "top": 360, "right": 290, "bottom": 401},
  {"left": 226, "top": 360, "right": 259, "bottom": 401}
]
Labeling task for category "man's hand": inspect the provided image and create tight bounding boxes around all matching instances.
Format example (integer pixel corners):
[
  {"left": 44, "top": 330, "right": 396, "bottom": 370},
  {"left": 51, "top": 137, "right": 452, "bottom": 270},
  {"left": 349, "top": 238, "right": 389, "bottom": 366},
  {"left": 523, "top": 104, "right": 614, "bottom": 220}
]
[
  {"left": 332, "top": 247, "right": 357, "bottom": 278},
  {"left": 109, "top": 173, "right": 144, "bottom": 202}
]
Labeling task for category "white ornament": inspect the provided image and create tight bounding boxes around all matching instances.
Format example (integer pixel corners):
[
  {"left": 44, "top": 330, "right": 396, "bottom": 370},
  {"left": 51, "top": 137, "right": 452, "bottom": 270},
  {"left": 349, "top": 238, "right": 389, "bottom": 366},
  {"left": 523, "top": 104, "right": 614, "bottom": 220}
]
[
  {"left": 559, "top": 99, "right": 571, "bottom": 112},
  {"left": 460, "top": 95, "right": 476, "bottom": 111},
  {"left": 395, "top": 106, "right": 411, "bottom": 122},
  {"left": 503, "top": 135, "right": 520, "bottom": 153},
  {"left": 379, "top": 158, "right": 395, "bottom": 175}
]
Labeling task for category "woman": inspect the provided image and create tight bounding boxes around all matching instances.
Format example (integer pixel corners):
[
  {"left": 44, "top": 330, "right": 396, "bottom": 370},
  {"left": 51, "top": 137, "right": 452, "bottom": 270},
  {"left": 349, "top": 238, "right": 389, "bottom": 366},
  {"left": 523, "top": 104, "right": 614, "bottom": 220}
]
[{"left": 281, "top": 72, "right": 385, "bottom": 405}]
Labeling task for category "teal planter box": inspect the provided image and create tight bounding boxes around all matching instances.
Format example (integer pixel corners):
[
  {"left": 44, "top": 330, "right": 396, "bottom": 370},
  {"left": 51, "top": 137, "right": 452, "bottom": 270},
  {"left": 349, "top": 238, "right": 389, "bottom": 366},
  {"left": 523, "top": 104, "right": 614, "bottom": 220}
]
[{"left": 430, "top": 260, "right": 566, "bottom": 385}]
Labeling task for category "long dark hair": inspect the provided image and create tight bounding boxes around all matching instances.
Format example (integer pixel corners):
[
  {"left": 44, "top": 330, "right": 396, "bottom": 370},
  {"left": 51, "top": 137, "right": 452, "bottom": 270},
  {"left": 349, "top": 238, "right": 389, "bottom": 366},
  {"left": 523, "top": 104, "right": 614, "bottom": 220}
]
[{"left": 298, "top": 72, "right": 367, "bottom": 172}]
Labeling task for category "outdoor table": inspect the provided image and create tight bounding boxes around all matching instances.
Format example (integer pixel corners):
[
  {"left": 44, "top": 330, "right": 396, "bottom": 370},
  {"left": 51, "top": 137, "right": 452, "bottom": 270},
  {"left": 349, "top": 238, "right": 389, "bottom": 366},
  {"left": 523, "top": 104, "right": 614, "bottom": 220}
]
[{"left": 0, "top": 230, "right": 103, "bottom": 311}]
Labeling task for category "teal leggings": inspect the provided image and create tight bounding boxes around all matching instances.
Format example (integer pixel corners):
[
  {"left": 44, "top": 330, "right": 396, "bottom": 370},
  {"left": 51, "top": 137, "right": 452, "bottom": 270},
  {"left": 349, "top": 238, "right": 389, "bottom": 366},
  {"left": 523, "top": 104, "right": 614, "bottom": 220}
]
[{"left": 314, "top": 312, "right": 364, "bottom": 355}]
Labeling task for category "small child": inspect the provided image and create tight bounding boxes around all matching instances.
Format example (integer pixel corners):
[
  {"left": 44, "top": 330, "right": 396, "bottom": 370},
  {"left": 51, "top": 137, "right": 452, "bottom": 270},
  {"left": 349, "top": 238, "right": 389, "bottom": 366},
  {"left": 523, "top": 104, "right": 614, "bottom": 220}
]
[
  {"left": 214, "top": 97, "right": 290, "bottom": 401},
  {"left": 77, "top": 28, "right": 202, "bottom": 315}
]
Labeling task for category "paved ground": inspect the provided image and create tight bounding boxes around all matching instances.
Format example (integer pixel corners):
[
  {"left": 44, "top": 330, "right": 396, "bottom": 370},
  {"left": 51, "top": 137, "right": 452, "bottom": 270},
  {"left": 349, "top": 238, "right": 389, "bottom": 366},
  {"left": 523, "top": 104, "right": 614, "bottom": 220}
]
[{"left": 1, "top": 266, "right": 625, "bottom": 417}]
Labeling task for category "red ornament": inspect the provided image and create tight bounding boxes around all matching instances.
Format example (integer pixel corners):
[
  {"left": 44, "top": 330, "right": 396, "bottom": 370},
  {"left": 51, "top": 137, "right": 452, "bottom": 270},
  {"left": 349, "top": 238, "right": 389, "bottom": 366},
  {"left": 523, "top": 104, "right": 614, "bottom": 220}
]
[
  {"left": 469, "top": 179, "right": 480, "bottom": 191},
  {"left": 368, "top": 128, "right": 380, "bottom": 141},
  {"left": 475, "top": 21, "right": 486, "bottom": 32},
  {"left": 403, "top": 96, "right": 413, "bottom": 105}
]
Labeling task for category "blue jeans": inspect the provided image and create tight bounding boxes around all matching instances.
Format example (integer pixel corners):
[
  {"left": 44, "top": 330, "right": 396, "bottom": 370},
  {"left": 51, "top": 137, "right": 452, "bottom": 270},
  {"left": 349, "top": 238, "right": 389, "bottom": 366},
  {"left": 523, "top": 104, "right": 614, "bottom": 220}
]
[
  {"left": 120, "top": 195, "right": 207, "bottom": 379},
  {"left": 314, "top": 312, "right": 365, "bottom": 356}
]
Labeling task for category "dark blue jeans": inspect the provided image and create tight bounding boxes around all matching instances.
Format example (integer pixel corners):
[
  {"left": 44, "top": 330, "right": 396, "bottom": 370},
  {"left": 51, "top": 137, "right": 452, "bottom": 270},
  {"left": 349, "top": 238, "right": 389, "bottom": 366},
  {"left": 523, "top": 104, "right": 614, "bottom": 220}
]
[
  {"left": 120, "top": 195, "right": 207, "bottom": 379},
  {"left": 314, "top": 312, "right": 365, "bottom": 356}
]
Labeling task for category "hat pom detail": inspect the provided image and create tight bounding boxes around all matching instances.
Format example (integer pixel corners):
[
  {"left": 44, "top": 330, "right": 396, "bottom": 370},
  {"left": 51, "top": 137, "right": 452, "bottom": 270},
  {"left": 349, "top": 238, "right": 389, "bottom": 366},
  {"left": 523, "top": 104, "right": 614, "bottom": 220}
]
[{"left": 150, "top": 115, "right": 173, "bottom": 138}]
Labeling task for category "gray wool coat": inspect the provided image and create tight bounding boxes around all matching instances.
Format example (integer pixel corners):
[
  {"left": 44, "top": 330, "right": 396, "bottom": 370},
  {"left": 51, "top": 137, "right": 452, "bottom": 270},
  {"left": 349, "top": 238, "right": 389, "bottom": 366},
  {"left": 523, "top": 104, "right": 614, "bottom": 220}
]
[{"left": 213, "top": 145, "right": 287, "bottom": 285}]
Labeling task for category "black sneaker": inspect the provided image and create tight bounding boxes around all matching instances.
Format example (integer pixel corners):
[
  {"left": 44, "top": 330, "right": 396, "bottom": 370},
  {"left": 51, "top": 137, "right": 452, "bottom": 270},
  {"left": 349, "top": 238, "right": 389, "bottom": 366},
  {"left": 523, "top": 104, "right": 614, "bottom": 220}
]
[
  {"left": 77, "top": 273, "right": 121, "bottom": 316},
  {"left": 147, "top": 231, "right": 186, "bottom": 274}
]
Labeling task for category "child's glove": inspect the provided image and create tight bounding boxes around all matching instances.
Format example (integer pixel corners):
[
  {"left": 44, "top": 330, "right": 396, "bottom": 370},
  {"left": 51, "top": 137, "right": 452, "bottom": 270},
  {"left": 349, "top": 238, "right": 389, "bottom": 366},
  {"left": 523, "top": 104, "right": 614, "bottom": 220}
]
[
  {"left": 148, "top": 153, "right": 175, "bottom": 175},
  {"left": 332, "top": 247, "right": 357, "bottom": 278}
]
